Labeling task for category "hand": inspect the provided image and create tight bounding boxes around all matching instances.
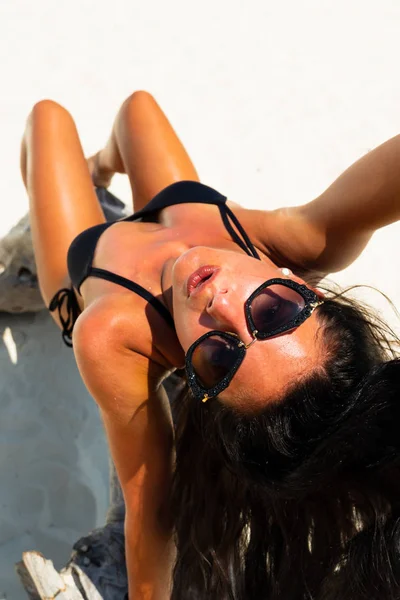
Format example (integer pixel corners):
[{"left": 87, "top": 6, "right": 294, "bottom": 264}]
[{"left": 87, "top": 151, "right": 114, "bottom": 188}]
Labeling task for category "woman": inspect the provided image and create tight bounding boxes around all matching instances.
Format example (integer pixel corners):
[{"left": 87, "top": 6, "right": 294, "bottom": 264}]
[{"left": 21, "top": 91, "right": 400, "bottom": 599}]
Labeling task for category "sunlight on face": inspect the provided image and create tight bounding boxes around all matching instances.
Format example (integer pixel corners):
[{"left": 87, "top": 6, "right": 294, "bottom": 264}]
[
  {"left": 216, "top": 314, "right": 324, "bottom": 411},
  {"left": 171, "top": 246, "right": 325, "bottom": 412}
]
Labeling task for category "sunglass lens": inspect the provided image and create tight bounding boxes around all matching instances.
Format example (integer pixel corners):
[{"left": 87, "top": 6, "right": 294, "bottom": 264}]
[
  {"left": 192, "top": 335, "right": 239, "bottom": 389},
  {"left": 250, "top": 284, "right": 305, "bottom": 334}
]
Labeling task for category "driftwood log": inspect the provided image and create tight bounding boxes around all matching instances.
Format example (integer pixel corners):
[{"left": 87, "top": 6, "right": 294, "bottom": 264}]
[{"left": 0, "top": 188, "right": 128, "bottom": 313}]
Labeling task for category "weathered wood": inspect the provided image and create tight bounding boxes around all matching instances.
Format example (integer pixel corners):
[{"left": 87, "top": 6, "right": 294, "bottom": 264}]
[
  {"left": 15, "top": 552, "right": 84, "bottom": 599},
  {"left": 0, "top": 214, "right": 43, "bottom": 313},
  {"left": 15, "top": 559, "right": 42, "bottom": 600},
  {"left": 0, "top": 188, "right": 127, "bottom": 313},
  {"left": 64, "top": 565, "right": 104, "bottom": 600}
]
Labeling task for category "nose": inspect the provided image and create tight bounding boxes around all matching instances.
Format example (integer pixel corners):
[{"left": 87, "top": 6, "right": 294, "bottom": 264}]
[{"left": 206, "top": 289, "right": 248, "bottom": 337}]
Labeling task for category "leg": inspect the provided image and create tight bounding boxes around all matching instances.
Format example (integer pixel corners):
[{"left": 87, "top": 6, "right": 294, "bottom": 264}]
[
  {"left": 21, "top": 100, "right": 106, "bottom": 321},
  {"left": 91, "top": 91, "right": 200, "bottom": 212}
]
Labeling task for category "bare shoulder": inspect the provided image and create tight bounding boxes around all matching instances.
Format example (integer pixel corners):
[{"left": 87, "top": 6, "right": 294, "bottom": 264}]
[
  {"left": 74, "top": 293, "right": 150, "bottom": 354},
  {"left": 73, "top": 295, "right": 167, "bottom": 417}
]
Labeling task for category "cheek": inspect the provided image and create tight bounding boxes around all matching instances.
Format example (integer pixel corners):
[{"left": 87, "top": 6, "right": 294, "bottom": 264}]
[{"left": 173, "top": 309, "right": 202, "bottom": 353}]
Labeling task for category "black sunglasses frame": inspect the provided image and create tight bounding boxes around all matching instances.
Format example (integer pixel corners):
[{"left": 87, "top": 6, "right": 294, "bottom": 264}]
[{"left": 185, "top": 278, "right": 322, "bottom": 402}]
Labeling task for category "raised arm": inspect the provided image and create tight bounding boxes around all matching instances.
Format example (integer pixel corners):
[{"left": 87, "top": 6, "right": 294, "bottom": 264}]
[
  {"left": 73, "top": 295, "right": 175, "bottom": 600},
  {"left": 260, "top": 134, "right": 400, "bottom": 273}
]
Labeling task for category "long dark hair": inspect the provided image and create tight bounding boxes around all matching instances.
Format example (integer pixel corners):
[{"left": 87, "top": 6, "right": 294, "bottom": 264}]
[{"left": 169, "top": 287, "right": 400, "bottom": 599}]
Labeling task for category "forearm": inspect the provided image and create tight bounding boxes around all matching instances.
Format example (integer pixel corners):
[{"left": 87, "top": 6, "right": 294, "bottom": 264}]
[
  {"left": 125, "top": 531, "right": 174, "bottom": 600},
  {"left": 301, "top": 134, "right": 400, "bottom": 232},
  {"left": 124, "top": 487, "right": 175, "bottom": 600},
  {"left": 96, "top": 117, "right": 125, "bottom": 177},
  {"left": 103, "top": 390, "right": 175, "bottom": 600},
  {"left": 90, "top": 94, "right": 148, "bottom": 184}
]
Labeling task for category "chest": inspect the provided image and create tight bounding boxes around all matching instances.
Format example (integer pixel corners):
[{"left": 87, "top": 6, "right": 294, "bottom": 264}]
[{"left": 92, "top": 207, "right": 260, "bottom": 285}]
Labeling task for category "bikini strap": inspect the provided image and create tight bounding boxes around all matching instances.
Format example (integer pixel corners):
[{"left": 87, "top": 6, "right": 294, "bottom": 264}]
[
  {"left": 89, "top": 267, "right": 175, "bottom": 329},
  {"left": 219, "top": 204, "right": 261, "bottom": 260},
  {"left": 127, "top": 181, "right": 261, "bottom": 260},
  {"left": 49, "top": 287, "right": 81, "bottom": 347}
]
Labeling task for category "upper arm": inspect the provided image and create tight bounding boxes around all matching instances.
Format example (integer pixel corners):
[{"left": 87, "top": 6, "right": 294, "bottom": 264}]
[
  {"left": 73, "top": 297, "right": 175, "bottom": 598},
  {"left": 256, "top": 135, "right": 400, "bottom": 274},
  {"left": 284, "top": 144, "right": 382, "bottom": 272},
  {"left": 286, "top": 135, "right": 400, "bottom": 272},
  {"left": 262, "top": 205, "right": 374, "bottom": 274}
]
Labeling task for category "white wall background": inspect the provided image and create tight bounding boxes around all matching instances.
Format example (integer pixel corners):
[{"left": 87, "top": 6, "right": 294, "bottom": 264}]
[{"left": 1, "top": 0, "right": 400, "bottom": 597}]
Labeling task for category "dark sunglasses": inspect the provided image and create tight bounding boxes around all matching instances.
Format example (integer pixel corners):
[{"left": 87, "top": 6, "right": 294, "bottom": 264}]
[{"left": 185, "top": 278, "right": 323, "bottom": 402}]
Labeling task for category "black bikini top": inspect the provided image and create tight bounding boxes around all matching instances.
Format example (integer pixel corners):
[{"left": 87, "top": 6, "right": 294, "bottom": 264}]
[{"left": 49, "top": 181, "right": 261, "bottom": 346}]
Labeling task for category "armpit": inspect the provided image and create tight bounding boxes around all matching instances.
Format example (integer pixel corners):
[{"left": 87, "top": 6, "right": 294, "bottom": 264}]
[{"left": 253, "top": 207, "right": 329, "bottom": 275}]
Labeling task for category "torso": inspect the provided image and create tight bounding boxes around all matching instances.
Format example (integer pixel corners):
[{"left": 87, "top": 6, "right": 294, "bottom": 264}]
[
  {"left": 81, "top": 201, "right": 273, "bottom": 300},
  {"left": 80, "top": 199, "right": 321, "bottom": 370}
]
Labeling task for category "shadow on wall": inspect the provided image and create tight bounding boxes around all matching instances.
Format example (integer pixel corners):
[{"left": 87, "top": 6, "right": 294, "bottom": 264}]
[{"left": 0, "top": 310, "right": 109, "bottom": 600}]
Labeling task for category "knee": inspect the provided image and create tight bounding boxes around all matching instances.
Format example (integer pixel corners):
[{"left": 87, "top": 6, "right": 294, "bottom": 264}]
[
  {"left": 26, "top": 99, "right": 72, "bottom": 131},
  {"left": 122, "top": 90, "right": 158, "bottom": 115}
]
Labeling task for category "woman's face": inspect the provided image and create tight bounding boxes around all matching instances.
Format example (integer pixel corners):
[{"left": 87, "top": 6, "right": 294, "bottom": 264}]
[{"left": 172, "top": 247, "right": 325, "bottom": 412}]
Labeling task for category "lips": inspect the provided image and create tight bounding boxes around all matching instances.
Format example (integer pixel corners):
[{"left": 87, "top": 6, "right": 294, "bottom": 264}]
[{"left": 187, "top": 265, "right": 220, "bottom": 297}]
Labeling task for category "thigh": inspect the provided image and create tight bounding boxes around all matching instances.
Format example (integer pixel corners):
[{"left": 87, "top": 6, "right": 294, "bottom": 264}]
[
  {"left": 22, "top": 100, "right": 105, "bottom": 313},
  {"left": 114, "top": 91, "right": 200, "bottom": 211}
]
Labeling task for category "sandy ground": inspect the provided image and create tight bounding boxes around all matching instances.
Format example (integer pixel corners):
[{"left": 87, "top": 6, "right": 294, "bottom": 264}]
[{"left": 1, "top": 0, "right": 400, "bottom": 597}]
